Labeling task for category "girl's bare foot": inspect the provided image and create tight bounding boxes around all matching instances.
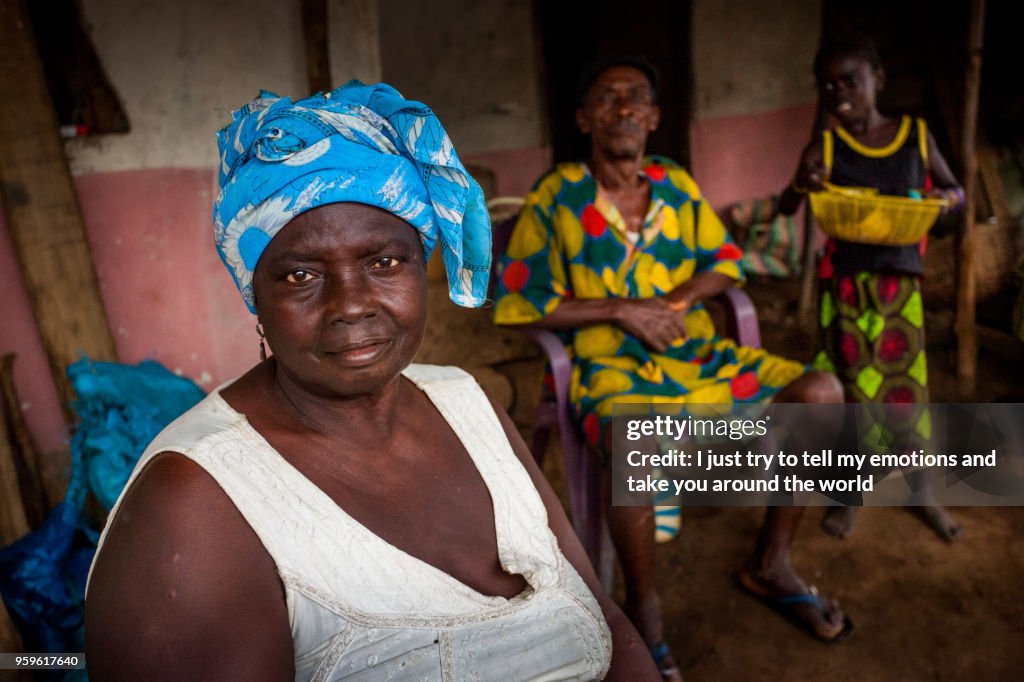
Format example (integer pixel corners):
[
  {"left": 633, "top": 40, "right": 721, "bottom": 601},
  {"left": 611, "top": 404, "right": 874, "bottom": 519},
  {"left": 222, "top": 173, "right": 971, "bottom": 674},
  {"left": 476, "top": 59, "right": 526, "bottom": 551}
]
[
  {"left": 916, "top": 505, "right": 963, "bottom": 541},
  {"left": 821, "top": 506, "right": 858, "bottom": 538}
]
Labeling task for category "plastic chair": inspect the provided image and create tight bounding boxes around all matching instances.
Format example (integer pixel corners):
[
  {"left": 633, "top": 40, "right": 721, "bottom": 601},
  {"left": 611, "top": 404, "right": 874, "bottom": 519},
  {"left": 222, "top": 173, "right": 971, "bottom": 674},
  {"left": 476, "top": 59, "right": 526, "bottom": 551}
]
[{"left": 490, "top": 207, "right": 763, "bottom": 589}]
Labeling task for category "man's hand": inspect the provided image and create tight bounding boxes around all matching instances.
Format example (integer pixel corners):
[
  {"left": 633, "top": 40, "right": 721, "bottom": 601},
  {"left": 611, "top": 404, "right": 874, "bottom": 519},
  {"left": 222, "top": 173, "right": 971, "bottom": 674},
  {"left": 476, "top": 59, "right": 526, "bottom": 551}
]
[{"left": 614, "top": 297, "right": 688, "bottom": 353}]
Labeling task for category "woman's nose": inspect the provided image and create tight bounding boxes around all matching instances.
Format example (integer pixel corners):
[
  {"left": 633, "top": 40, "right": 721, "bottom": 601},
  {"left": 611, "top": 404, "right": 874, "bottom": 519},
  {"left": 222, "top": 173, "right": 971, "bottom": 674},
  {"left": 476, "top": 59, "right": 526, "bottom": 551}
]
[{"left": 326, "top": 270, "right": 377, "bottom": 323}]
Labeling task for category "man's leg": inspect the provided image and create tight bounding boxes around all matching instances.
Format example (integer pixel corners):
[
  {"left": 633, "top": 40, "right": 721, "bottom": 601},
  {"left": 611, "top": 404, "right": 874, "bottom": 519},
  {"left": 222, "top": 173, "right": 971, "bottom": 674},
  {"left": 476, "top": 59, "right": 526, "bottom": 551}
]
[
  {"left": 738, "top": 370, "right": 852, "bottom": 642},
  {"left": 603, "top": 428, "right": 682, "bottom": 680}
]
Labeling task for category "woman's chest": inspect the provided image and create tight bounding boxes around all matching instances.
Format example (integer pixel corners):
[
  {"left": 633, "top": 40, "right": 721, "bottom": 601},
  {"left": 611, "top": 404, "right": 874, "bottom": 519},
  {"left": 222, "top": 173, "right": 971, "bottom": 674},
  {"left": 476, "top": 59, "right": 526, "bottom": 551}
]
[{"left": 275, "top": 420, "right": 530, "bottom": 598}]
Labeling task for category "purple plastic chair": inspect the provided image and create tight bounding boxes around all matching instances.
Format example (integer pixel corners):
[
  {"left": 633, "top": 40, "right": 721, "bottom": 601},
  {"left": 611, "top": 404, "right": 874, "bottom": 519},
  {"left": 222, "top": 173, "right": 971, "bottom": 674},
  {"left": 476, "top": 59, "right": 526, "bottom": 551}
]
[{"left": 491, "top": 213, "right": 763, "bottom": 589}]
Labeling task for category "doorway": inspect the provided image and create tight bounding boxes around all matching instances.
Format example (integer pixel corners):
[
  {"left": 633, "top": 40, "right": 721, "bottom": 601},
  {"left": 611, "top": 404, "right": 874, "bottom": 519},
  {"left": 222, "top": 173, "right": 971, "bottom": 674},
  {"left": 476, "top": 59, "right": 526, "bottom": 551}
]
[{"left": 537, "top": 0, "right": 693, "bottom": 166}]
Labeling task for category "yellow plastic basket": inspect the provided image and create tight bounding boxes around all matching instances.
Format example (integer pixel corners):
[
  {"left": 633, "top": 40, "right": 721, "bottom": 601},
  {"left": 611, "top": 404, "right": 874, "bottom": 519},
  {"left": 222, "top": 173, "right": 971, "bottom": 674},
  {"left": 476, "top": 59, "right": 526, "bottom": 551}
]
[{"left": 808, "top": 182, "right": 949, "bottom": 246}]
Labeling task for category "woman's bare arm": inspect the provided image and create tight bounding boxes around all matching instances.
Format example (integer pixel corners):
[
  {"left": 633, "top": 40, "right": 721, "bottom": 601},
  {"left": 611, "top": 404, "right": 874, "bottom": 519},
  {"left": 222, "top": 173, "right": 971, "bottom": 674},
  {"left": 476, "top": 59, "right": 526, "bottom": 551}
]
[{"left": 85, "top": 453, "right": 293, "bottom": 681}]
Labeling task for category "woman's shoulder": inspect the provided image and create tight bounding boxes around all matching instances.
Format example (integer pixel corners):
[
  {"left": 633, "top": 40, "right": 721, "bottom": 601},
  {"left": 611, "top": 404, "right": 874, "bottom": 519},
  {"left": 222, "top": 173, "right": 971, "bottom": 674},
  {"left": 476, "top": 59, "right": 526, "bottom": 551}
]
[
  {"left": 142, "top": 380, "right": 247, "bottom": 455},
  {"left": 402, "top": 363, "right": 473, "bottom": 384},
  {"left": 85, "top": 447, "right": 292, "bottom": 678}
]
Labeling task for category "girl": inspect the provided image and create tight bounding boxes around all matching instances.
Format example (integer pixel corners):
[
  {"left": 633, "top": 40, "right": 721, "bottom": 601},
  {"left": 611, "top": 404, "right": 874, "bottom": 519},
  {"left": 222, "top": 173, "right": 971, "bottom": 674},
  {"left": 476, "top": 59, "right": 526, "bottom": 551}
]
[{"left": 779, "top": 33, "right": 965, "bottom": 541}]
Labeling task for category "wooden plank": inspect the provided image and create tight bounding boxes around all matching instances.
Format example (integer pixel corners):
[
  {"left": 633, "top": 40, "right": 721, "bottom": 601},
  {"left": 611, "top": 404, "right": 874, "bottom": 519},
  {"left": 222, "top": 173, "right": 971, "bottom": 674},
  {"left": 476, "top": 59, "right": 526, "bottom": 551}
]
[
  {"left": 955, "top": 0, "right": 987, "bottom": 393},
  {"left": 301, "top": 0, "right": 331, "bottom": 93},
  {"left": 0, "top": 354, "right": 47, "bottom": 524},
  {"left": 0, "top": 403, "right": 31, "bottom": 546},
  {"left": 0, "top": 598, "right": 32, "bottom": 682},
  {"left": 797, "top": 100, "right": 828, "bottom": 325},
  {"left": 0, "top": 0, "right": 118, "bottom": 424}
]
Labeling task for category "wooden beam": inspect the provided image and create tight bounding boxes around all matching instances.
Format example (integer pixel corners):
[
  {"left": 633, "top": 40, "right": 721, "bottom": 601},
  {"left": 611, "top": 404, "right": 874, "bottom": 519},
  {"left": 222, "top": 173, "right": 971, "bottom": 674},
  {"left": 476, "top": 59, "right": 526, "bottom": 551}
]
[
  {"left": 301, "top": 0, "right": 331, "bottom": 93},
  {"left": 797, "top": 100, "right": 829, "bottom": 326},
  {"left": 0, "top": 0, "right": 118, "bottom": 424},
  {"left": 0, "top": 403, "right": 31, "bottom": 546},
  {"left": 0, "top": 354, "right": 47, "bottom": 524},
  {"left": 955, "top": 0, "right": 986, "bottom": 394},
  {"left": 1, "top": 597, "right": 32, "bottom": 682}
]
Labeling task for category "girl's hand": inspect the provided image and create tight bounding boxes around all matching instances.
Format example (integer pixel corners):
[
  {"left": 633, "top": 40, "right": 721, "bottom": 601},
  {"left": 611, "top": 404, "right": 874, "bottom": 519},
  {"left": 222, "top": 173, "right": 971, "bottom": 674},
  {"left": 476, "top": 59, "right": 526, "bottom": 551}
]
[
  {"left": 926, "top": 187, "right": 965, "bottom": 214},
  {"left": 795, "top": 159, "right": 827, "bottom": 192}
]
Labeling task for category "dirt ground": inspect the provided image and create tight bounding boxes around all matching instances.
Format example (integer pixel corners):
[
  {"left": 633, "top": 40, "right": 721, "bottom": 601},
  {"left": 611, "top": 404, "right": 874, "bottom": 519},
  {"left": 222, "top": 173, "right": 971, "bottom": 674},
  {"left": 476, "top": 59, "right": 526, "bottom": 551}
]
[{"left": 537, "top": 277, "right": 1024, "bottom": 682}]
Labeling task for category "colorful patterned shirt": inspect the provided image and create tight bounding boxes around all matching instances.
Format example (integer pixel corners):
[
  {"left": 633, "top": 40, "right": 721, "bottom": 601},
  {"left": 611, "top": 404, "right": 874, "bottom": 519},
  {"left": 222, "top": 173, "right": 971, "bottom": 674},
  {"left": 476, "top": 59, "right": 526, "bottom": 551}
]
[{"left": 494, "top": 158, "right": 805, "bottom": 443}]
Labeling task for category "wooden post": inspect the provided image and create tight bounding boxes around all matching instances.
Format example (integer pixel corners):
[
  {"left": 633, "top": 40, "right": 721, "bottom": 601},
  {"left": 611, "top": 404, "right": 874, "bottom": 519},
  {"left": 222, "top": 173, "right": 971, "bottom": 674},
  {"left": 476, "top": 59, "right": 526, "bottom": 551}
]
[
  {"left": 797, "top": 100, "right": 829, "bottom": 326},
  {"left": 0, "top": 409, "right": 31, "bottom": 546},
  {"left": 955, "top": 0, "right": 986, "bottom": 393},
  {"left": 301, "top": 0, "right": 331, "bottom": 93},
  {"left": 1, "top": 597, "right": 32, "bottom": 682},
  {"left": 0, "top": 0, "right": 118, "bottom": 423},
  {"left": 327, "top": 0, "right": 382, "bottom": 86},
  {"left": 0, "top": 355, "right": 47, "bottom": 523}
]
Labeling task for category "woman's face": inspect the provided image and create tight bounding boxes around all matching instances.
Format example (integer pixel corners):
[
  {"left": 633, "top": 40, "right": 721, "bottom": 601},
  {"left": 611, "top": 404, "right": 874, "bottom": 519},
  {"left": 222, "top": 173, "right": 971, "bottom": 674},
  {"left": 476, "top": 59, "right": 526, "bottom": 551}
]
[{"left": 252, "top": 202, "right": 427, "bottom": 398}]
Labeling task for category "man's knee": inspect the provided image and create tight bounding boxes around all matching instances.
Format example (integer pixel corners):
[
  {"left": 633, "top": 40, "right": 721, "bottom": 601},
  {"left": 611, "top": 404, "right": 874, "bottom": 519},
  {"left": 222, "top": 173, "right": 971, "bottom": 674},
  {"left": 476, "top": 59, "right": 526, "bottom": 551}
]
[{"left": 790, "top": 370, "right": 844, "bottom": 404}]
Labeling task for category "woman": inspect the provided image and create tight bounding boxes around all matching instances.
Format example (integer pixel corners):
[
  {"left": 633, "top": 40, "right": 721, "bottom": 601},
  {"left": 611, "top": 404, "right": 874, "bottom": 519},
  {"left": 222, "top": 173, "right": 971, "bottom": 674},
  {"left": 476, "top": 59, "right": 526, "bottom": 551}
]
[{"left": 85, "top": 82, "right": 657, "bottom": 680}]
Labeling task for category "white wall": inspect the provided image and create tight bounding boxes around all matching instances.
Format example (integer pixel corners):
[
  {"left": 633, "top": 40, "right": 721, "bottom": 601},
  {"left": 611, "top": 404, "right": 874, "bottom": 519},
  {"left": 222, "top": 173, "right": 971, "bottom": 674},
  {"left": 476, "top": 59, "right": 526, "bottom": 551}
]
[
  {"left": 67, "top": 0, "right": 307, "bottom": 174},
  {"left": 692, "top": 0, "right": 820, "bottom": 119},
  {"left": 378, "top": 0, "right": 547, "bottom": 154}
]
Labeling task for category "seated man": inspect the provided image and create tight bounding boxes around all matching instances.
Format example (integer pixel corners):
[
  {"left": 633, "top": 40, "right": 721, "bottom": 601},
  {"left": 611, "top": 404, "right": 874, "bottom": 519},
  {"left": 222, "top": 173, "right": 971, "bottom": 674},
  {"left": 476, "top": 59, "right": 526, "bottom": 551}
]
[{"left": 494, "top": 55, "right": 852, "bottom": 679}]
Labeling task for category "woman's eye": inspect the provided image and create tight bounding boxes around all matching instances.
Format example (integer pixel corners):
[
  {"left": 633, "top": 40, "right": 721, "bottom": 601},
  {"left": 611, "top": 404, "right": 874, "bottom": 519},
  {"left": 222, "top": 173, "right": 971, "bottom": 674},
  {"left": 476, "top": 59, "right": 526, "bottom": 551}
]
[
  {"left": 372, "top": 256, "right": 400, "bottom": 269},
  {"left": 285, "top": 270, "right": 316, "bottom": 283}
]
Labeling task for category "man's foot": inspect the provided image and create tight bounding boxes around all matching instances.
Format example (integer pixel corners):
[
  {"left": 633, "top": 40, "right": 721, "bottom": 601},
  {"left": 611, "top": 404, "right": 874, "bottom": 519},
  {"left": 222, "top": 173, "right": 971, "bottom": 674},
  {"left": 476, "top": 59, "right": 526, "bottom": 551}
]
[
  {"left": 650, "top": 641, "right": 683, "bottom": 681},
  {"left": 915, "top": 505, "right": 963, "bottom": 541},
  {"left": 625, "top": 594, "right": 682, "bottom": 680},
  {"left": 736, "top": 565, "right": 853, "bottom": 643},
  {"left": 820, "top": 506, "right": 858, "bottom": 538}
]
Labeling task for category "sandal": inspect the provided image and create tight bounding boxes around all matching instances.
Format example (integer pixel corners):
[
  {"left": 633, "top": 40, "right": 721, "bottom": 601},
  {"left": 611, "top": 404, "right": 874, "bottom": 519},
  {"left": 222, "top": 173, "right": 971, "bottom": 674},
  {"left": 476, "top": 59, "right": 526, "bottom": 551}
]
[
  {"left": 650, "top": 641, "right": 682, "bottom": 680},
  {"left": 653, "top": 467, "right": 681, "bottom": 543}
]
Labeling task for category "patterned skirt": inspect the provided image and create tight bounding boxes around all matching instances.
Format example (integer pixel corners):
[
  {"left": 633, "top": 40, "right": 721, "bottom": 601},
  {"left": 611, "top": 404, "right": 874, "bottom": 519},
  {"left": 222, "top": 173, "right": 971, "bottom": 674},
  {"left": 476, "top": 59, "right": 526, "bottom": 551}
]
[{"left": 812, "top": 272, "right": 930, "bottom": 453}]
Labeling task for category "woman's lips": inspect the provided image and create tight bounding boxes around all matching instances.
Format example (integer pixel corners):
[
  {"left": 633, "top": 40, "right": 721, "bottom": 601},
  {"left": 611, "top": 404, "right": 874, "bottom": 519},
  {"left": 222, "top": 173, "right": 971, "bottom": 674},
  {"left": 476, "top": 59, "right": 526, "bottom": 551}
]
[
  {"left": 327, "top": 339, "right": 391, "bottom": 366},
  {"left": 836, "top": 102, "right": 852, "bottom": 113}
]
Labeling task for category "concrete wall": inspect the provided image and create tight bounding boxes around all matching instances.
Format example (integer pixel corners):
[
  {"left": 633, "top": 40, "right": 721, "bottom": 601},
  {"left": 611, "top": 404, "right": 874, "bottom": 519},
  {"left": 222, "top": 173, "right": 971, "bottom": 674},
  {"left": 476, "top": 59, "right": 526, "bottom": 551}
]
[
  {"left": 1, "top": 0, "right": 824, "bottom": 468},
  {"left": 0, "top": 0, "right": 552, "bottom": 459},
  {"left": 689, "top": 0, "right": 821, "bottom": 208},
  {"left": 378, "top": 0, "right": 551, "bottom": 197},
  {"left": 3, "top": 0, "right": 311, "bottom": 458}
]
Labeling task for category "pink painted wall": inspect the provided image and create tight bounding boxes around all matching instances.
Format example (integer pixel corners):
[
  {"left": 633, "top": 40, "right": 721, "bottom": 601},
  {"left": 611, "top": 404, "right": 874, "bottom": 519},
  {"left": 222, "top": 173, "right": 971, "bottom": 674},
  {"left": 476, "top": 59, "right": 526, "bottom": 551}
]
[
  {"left": 689, "top": 103, "right": 816, "bottom": 210},
  {"left": 1, "top": 105, "right": 811, "bottom": 456},
  {"left": 0, "top": 215, "right": 67, "bottom": 452},
  {"left": 460, "top": 104, "right": 818, "bottom": 211},
  {"left": 0, "top": 168, "right": 255, "bottom": 454}
]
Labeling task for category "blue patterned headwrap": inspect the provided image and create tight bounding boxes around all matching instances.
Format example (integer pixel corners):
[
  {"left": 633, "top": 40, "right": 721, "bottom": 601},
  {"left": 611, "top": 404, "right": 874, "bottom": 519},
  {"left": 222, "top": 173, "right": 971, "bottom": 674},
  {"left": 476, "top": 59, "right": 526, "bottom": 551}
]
[{"left": 214, "top": 81, "right": 491, "bottom": 313}]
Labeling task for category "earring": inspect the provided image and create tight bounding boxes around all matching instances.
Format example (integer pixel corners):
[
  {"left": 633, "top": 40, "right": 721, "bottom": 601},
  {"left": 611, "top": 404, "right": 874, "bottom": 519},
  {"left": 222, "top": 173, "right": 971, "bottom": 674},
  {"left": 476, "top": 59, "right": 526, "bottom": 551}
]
[{"left": 256, "top": 322, "right": 267, "bottom": 362}]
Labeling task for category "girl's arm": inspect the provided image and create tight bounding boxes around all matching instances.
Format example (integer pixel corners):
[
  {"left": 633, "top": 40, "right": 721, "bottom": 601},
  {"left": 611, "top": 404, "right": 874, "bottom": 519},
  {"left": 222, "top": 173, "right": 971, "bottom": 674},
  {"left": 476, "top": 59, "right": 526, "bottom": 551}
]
[
  {"left": 778, "top": 138, "right": 826, "bottom": 216},
  {"left": 924, "top": 130, "right": 965, "bottom": 210}
]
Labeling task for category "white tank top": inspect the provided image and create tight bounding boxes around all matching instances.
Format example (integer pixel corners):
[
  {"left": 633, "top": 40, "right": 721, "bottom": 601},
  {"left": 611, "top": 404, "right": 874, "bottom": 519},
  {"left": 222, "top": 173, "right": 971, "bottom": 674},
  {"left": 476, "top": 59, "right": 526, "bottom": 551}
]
[{"left": 90, "top": 364, "right": 612, "bottom": 681}]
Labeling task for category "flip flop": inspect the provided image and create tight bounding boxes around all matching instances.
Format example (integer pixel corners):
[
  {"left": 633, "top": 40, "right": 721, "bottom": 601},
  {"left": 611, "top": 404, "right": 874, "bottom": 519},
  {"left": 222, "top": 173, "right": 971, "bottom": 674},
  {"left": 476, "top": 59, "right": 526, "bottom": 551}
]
[
  {"left": 654, "top": 505, "right": 681, "bottom": 543},
  {"left": 650, "top": 641, "right": 681, "bottom": 680},
  {"left": 653, "top": 467, "right": 681, "bottom": 543},
  {"left": 737, "top": 571, "right": 854, "bottom": 644},
  {"left": 758, "top": 586, "right": 854, "bottom": 644}
]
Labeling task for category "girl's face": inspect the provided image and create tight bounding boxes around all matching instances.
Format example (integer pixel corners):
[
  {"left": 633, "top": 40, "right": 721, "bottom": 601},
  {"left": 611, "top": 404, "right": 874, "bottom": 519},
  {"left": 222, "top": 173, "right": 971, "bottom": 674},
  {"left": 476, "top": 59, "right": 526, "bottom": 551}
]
[{"left": 817, "top": 55, "right": 884, "bottom": 125}]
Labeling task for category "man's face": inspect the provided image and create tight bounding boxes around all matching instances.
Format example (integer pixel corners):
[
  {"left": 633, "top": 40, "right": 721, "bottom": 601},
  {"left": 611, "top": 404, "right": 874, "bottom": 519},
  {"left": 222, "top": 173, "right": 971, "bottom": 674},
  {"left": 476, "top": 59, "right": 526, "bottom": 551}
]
[{"left": 576, "top": 65, "right": 660, "bottom": 160}]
